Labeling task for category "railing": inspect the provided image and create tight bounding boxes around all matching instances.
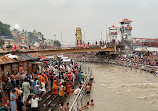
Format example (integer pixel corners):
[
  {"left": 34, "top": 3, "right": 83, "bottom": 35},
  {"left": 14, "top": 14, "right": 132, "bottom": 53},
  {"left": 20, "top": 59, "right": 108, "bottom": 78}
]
[
  {"left": 74, "top": 58, "right": 158, "bottom": 75},
  {"left": 0, "top": 44, "right": 116, "bottom": 54},
  {"left": 69, "top": 63, "right": 92, "bottom": 111}
]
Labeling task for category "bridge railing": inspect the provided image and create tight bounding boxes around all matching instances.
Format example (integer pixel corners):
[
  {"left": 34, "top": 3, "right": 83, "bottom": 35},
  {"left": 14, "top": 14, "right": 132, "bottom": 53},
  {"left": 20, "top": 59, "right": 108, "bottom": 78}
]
[
  {"left": 74, "top": 58, "right": 158, "bottom": 75},
  {"left": 69, "top": 63, "right": 92, "bottom": 111}
]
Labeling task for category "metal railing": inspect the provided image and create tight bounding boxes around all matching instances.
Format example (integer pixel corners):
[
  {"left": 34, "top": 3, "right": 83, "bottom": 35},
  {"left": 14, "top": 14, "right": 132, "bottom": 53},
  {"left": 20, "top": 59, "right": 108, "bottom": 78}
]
[{"left": 69, "top": 64, "right": 92, "bottom": 111}]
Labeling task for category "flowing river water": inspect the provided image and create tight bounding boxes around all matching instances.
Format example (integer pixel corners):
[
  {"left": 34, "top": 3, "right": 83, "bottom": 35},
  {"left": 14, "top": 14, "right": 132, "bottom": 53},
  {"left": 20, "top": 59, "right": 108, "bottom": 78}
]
[{"left": 80, "top": 63, "right": 158, "bottom": 111}]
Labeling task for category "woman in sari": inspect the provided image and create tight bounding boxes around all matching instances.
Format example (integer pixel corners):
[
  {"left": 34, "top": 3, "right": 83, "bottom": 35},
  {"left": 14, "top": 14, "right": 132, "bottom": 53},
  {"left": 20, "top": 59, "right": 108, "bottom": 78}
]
[{"left": 10, "top": 89, "right": 16, "bottom": 111}]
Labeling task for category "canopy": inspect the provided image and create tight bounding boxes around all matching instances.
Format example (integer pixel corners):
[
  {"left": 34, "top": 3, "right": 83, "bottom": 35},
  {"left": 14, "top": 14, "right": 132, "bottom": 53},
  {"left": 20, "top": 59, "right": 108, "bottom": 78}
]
[{"left": 32, "top": 62, "right": 42, "bottom": 64}]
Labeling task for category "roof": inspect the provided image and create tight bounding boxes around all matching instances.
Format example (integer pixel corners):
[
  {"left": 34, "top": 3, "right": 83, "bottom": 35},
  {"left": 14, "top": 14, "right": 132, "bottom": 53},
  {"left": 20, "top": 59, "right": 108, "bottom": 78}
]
[
  {"left": 119, "top": 18, "right": 132, "bottom": 23},
  {"left": 0, "top": 53, "right": 40, "bottom": 65},
  {"left": 18, "top": 54, "right": 35, "bottom": 60},
  {"left": 0, "top": 55, "right": 17, "bottom": 64},
  {"left": 30, "top": 53, "right": 40, "bottom": 58},
  {"left": 109, "top": 25, "right": 119, "bottom": 29}
]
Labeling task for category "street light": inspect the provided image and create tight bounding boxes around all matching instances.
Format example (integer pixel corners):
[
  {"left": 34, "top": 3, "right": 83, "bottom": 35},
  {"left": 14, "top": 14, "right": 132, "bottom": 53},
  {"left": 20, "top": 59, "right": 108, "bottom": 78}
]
[
  {"left": 54, "top": 35, "right": 56, "bottom": 41},
  {"left": 61, "top": 33, "right": 62, "bottom": 47}
]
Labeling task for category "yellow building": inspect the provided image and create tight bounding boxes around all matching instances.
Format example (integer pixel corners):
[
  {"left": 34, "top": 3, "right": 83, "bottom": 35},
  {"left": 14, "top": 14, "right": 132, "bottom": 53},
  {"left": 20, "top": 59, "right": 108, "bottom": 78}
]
[{"left": 75, "top": 27, "right": 82, "bottom": 45}]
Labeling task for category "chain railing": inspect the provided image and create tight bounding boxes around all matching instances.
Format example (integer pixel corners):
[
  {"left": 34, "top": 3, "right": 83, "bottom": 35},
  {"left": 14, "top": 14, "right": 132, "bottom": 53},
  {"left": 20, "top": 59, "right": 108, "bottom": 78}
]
[
  {"left": 69, "top": 63, "right": 92, "bottom": 111},
  {"left": 74, "top": 58, "right": 158, "bottom": 75}
]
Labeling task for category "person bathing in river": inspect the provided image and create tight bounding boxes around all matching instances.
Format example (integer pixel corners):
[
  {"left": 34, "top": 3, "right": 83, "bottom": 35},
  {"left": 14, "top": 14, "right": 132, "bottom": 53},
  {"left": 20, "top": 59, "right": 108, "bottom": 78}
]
[
  {"left": 79, "top": 102, "right": 89, "bottom": 110},
  {"left": 90, "top": 99, "right": 94, "bottom": 106},
  {"left": 64, "top": 102, "right": 69, "bottom": 111},
  {"left": 86, "top": 82, "right": 91, "bottom": 96}
]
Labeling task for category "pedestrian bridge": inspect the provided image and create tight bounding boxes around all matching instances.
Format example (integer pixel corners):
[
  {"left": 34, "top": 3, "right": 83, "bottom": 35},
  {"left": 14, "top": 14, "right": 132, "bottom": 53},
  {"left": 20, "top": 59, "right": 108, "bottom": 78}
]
[{"left": 0, "top": 46, "right": 116, "bottom": 56}]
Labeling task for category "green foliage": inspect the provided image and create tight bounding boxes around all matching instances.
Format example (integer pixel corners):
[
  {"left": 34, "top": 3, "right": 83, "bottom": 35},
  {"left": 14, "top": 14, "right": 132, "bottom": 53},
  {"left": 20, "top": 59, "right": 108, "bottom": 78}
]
[
  {"left": 27, "top": 32, "right": 39, "bottom": 44},
  {"left": 54, "top": 40, "right": 61, "bottom": 47},
  {"left": 0, "top": 38, "right": 4, "bottom": 48},
  {"left": 27, "top": 31, "right": 45, "bottom": 44},
  {"left": 0, "top": 21, "right": 13, "bottom": 39}
]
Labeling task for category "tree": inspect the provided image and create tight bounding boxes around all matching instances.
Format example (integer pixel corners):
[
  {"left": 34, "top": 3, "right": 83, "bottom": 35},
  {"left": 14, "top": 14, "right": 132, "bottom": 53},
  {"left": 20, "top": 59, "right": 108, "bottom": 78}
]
[
  {"left": 0, "top": 38, "right": 4, "bottom": 48},
  {"left": 27, "top": 31, "right": 46, "bottom": 45},
  {"left": 0, "top": 21, "right": 13, "bottom": 39},
  {"left": 54, "top": 40, "right": 61, "bottom": 47}
]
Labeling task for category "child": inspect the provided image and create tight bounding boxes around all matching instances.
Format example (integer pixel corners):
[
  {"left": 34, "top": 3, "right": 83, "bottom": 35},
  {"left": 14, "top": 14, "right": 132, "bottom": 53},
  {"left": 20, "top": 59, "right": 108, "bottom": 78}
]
[
  {"left": 4, "top": 100, "right": 11, "bottom": 110},
  {"left": 90, "top": 99, "right": 94, "bottom": 106}
]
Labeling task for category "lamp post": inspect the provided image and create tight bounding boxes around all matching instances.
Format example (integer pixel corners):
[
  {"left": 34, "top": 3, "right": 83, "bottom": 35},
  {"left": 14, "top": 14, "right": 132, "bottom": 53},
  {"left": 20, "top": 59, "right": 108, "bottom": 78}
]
[
  {"left": 101, "top": 32, "right": 102, "bottom": 41},
  {"left": 61, "top": 33, "right": 62, "bottom": 47},
  {"left": 54, "top": 34, "right": 56, "bottom": 41}
]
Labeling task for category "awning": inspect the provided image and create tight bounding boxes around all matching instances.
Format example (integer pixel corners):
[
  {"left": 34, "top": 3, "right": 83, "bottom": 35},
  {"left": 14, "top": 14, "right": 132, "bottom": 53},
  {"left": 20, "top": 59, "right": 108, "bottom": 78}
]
[{"left": 32, "top": 62, "right": 42, "bottom": 64}]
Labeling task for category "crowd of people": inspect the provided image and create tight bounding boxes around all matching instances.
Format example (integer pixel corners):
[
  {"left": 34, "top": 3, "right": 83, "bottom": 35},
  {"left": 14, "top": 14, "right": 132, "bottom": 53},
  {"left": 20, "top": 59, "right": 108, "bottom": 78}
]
[
  {"left": 116, "top": 51, "right": 158, "bottom": 66},
  {"left": 0, "top": 56, "right": 94, "bottom": 111}
]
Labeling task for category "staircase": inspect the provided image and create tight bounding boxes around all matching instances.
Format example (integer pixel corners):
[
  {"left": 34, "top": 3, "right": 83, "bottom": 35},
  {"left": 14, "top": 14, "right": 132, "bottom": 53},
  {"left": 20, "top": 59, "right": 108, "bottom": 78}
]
[{"left": 39, "top": 90, "right": 66, "bottom": 111}]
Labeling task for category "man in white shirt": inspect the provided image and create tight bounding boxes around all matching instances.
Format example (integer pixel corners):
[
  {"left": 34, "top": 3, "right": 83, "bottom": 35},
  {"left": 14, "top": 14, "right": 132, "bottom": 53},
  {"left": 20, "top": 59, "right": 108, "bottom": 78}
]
[
  {"left": 31, "top": 95, "right": 41, "bottom": 111},
  {"left": 22, "top": 78, "right": 31, "bottom": 102},
  {"left": 74, "top": 86, "right": 81, "bottom": 95}
]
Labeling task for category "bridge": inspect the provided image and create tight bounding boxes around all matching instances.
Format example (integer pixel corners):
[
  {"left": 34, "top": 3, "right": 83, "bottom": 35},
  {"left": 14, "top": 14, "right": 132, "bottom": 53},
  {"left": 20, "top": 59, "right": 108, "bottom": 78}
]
[
  {"left": 133, "top": 38, "right": 158, "bottom": 47},
  {"left": 0, "top": 46, "right": 116, "bottom": 56}
]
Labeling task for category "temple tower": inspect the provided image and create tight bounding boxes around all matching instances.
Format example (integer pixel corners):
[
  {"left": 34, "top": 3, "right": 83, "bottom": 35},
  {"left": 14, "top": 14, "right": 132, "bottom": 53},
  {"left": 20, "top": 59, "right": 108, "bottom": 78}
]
[
  {"left": 120, "top": 18, "right": 132, "bottom": 41},
  {"left": 108, "top": 25, "right": 119, "bottom": 42},
  {"left": 75, "top": 27, "right": 82, "bottom": 45}
]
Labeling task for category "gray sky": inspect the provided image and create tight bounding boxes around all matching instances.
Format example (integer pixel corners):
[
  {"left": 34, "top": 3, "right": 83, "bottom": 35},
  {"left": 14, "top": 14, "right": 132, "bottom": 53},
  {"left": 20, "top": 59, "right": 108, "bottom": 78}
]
[{"left": 0, "top": 0, "right": 158, "bottom": 44}]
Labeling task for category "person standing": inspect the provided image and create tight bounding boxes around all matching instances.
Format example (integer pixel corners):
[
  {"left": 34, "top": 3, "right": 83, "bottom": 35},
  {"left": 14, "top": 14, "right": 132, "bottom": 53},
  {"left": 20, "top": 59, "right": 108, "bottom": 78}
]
[
  {"left": 43, "top": 73, "right": 48, "bottom": 89},
  {"left": 31, "top": 95, "right": 41, "bottom": 111},
  {"left": 17, "top": 96, "right": 23, "bottom": 111},
  {"left": 22, "top": 78, "right": 31, "bottom": 102},
  {"left": 86, "top": 83, "right": 91, "bottom": 96},
  {"left": 10, "top": 89, "right": 16, "bottom": 111},
  {"left": 10, "top": 74, "right": 15, "bottom": 87},
  {"left": 0, "top": 83, "right": 2, "bottom": 103},
  {"left": 15, "top": 72, "right": 20, "bottom": 87},
  {"left": 74, "top": 86, "right": 81, "bottom": 95},
  {"left": 38, "top": 74, "right": 46, "bottom": 92},
  {"left": 49, "top": 71, "right": 54, "bottom": 87},
  {"left": 66, "top": 83, "right": 71, "bottom": 98},
  {"left": 6, "top": 82, "right": 13, "bottom": 101},
  {"left": 52, "top": 80, "right": 58, "bottom": 94},
  {"left": 59, "top": 83, "right": 65, "bottom": 97},
  {"left": 33, "top": 82, "right": 40, "bottom": 96}
]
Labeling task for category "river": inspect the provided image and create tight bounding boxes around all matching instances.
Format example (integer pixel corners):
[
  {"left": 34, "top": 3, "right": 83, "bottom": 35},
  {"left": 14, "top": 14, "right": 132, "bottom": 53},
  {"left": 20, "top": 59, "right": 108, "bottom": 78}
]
[{"left": 81, "top": 63, "right": 158, "bottom": 111}]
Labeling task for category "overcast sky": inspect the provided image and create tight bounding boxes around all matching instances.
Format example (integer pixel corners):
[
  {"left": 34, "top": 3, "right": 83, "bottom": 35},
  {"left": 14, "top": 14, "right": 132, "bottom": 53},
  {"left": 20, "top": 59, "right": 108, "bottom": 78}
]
[{"left": 0, "top": 0, "right": 158, "bottom": 44}]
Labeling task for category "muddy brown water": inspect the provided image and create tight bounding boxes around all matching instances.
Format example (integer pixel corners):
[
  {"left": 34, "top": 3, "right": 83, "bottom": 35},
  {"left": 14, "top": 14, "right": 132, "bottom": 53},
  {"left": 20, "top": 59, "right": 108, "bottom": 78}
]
[{"left": 79, "top": 63, "right": 158, "bottom": 111}]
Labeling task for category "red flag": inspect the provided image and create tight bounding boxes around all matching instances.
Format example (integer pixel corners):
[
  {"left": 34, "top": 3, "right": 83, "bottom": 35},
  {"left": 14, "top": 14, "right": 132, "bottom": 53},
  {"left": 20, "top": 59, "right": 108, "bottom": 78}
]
[{"left": 14, "top": 43, "right": 17, "bottom": 50}]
